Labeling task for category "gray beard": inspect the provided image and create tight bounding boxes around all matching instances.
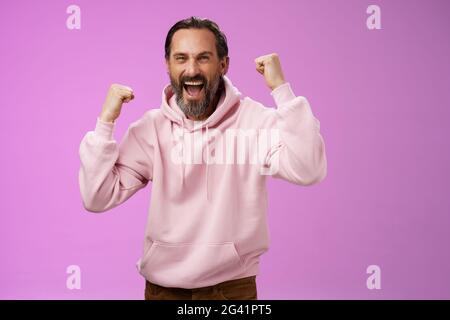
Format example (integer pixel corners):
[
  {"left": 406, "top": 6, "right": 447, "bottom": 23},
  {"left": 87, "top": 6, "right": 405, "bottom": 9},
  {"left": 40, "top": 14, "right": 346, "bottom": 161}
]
[{"left": 172, "top": 76, "right": 223, "bottom": 119}]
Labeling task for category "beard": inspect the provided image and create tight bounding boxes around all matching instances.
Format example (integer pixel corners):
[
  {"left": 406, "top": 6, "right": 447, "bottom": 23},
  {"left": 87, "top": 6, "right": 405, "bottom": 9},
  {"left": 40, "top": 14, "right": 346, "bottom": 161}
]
[{"left": 170, "top": 72, "right": 223, "bottom": 119}]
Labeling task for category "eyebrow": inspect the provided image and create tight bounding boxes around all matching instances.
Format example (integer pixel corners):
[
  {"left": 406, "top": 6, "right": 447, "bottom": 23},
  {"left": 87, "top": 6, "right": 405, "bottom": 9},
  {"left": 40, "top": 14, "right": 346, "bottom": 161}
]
[{"left": 172, "top": 51, "right": 213, "bottom": 57}]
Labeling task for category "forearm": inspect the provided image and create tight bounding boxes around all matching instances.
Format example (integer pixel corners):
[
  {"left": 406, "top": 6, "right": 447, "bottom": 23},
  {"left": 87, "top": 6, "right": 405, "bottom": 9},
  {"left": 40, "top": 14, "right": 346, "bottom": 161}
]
[
  {"left": 78, "top": 118, "right": 150, "bottom": 212},
  {"left": 269, "top": 83, "right": 327, "bottom": 185}
]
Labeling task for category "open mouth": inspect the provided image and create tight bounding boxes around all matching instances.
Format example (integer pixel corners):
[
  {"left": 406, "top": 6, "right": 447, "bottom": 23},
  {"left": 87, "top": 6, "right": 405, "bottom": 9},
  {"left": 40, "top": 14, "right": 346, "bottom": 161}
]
[{"left": 183, "top": 81, "right": 205, "bottom": 99}]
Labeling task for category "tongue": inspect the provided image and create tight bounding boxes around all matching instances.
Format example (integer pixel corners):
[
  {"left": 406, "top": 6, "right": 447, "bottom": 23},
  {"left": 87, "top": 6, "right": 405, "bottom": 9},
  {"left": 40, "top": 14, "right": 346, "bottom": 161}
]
[{"left": 186, "top": 85, "right": 202, "bottom": 96}]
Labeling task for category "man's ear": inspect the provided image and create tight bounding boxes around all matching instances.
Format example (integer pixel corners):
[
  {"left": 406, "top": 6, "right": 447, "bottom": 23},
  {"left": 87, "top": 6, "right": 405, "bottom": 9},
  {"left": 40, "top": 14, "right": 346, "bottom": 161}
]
[
  {"left": 221, "top": 56, "right": 230, "bottom": 75},
  {"left": 165, "top": 58, "right": 170, "bottom": 74}
]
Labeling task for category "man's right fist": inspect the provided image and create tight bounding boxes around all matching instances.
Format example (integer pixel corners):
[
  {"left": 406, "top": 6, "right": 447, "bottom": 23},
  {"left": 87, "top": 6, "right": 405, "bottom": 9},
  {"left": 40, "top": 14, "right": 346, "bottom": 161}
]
[{"left": 99, "top": 84, "right": 135, "bottom": 123}]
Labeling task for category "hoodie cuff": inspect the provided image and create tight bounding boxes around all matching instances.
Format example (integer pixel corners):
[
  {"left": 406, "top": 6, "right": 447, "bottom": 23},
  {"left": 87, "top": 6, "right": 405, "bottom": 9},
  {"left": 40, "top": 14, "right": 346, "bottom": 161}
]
[
  {"left": 95, "top": 117, "right": 115, "bottom": 141},
  {"left": 270, "top": 82, "right": 296, "bottom": 107}
]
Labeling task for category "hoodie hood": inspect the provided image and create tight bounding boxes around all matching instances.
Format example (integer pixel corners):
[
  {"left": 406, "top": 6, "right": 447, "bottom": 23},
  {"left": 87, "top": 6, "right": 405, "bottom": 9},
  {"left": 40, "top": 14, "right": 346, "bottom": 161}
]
[
  {"left": 161, "top": 74, "right": 242, "bottom": 131},
  {"left": 160, "top": 75, "right": 242, "bottom": 201}
]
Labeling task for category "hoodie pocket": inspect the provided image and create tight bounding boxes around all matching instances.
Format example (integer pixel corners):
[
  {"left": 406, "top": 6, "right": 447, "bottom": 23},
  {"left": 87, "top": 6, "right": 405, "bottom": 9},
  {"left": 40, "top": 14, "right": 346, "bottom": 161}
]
[{"left": 139, "top": 240, "right": 244, "bottom": 288}]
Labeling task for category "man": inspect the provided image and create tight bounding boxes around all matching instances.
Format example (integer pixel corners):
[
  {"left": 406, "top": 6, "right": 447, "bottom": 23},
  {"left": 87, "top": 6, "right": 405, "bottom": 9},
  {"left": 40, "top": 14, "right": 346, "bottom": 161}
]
[{"left": 79, "top": 16, "right": 327, "bottom": 300}]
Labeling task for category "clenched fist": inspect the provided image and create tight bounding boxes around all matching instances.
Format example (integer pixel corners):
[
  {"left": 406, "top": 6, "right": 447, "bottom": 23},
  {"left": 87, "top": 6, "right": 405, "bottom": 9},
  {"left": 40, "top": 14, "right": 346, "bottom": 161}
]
[
  {"left": 254, "top": 53, "right": 287, "bottom": 91},
  {"left": 99, "top": 84, "right": 135, "bottom": 123}
]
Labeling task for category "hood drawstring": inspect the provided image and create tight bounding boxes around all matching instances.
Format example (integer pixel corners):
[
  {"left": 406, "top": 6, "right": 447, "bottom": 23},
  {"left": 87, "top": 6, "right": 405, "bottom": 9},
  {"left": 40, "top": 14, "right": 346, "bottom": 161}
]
[
  {"left": 205, "top": 125, "right": 210, "bottom": 201},
  {"left": 171, "top": 118, "right": 186, "bottom": 195},
  {"left": 181, "top": 118, "right": 185, "bottom": 191}
]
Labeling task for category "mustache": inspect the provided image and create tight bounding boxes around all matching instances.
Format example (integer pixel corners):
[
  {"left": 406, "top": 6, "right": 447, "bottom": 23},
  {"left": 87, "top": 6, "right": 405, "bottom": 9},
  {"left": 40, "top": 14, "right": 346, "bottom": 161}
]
[{"left": 181, "top": 76, "right": 206, "bottom": 84}]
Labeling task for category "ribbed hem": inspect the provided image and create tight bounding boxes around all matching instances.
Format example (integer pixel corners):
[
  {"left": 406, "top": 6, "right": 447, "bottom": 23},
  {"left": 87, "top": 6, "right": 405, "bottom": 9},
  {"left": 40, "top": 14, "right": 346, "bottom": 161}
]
[
  {"left": 138, "top": 257, "right": 260, "bottom": 289},
  {"left": 270, "top": 82, "right": 296, "bottom": 106},
  {"left": 95, "top": 117, "right": 115, "bottom": 140}
]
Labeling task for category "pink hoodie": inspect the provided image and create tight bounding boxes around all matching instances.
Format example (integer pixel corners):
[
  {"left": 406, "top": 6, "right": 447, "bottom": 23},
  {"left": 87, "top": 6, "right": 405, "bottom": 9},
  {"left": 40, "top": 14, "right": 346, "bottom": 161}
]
[{"left": 78, "top": 75, "right": 327, "bottom": 289}]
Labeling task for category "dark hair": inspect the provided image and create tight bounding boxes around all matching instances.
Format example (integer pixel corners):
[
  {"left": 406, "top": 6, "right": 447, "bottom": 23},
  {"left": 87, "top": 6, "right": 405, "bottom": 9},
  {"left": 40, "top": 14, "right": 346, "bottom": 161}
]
[{"left": 165, "top": 16, "right": 228, "bottom": 60}]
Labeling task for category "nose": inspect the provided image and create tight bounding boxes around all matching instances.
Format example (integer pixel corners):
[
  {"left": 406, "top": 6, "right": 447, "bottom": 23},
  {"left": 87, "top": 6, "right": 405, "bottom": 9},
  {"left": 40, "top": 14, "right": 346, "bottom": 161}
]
[{"left": 184, "top": 59, "right": 201, "bottom": 78}]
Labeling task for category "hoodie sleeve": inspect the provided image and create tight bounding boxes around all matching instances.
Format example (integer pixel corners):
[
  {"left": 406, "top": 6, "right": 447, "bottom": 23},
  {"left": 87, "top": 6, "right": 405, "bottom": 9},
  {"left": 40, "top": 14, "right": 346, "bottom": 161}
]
[
  {"left": 264, "top": 82, "right": 327, "bottom": 186},
  {"left": 78, "top": 117, "right": 153, "bottom": 213}
]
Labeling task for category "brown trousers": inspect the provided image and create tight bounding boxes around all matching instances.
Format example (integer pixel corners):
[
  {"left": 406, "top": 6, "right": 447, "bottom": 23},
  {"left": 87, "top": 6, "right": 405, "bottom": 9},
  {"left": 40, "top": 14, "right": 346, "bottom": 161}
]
[{"left": 144, "top": 275, "right": 257, "bottom": 300}]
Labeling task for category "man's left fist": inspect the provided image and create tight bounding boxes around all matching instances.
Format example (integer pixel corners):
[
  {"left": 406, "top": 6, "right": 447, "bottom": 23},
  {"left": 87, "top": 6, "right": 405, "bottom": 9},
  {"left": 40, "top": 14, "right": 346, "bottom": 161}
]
[{"left": 254, "top": 53, "right": 287, "bottom": 91}]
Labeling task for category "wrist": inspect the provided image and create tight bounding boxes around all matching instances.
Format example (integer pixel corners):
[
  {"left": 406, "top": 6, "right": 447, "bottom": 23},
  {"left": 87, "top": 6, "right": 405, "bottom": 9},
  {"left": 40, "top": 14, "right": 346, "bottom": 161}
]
[
  {"left": 99, "top": 112, "right": 115, "bottom": 123},
  {"left": 270, "top": 81, "right": 287, "bottom": 92}
]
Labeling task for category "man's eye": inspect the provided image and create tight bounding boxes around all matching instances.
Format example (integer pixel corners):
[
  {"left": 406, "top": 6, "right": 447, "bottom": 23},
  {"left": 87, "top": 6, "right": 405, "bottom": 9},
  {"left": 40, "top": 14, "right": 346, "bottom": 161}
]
[
  {"left": 199, "top": 56, "right": 209, "bottom": 61},
  {"left": 176, "top": 57, "right": 185, "bottom": 61}
]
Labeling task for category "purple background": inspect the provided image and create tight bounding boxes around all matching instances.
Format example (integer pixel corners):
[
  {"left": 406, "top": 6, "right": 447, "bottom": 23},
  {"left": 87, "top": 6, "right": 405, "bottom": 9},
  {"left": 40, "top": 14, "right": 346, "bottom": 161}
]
[{"left": 1, "top": 0, "right": 449, "bottom": 299}]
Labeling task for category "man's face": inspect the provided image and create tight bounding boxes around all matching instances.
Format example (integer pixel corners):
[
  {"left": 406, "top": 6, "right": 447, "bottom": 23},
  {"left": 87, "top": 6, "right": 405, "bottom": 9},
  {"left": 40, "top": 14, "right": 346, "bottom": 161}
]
[{"left": 166, "top": 28, "right": 229, "bottom": 119}]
